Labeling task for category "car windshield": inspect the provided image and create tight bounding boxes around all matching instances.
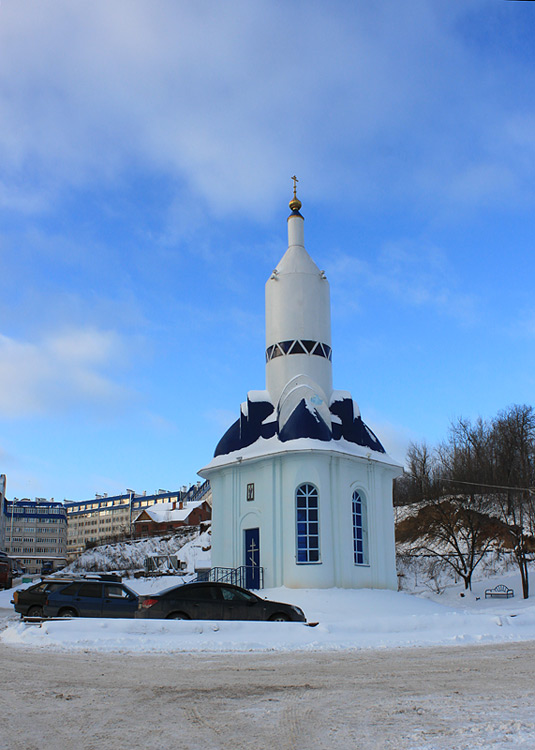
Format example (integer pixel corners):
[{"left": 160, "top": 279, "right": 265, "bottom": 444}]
[
  {"left": 29, "top": 583, "right": 48, "bottom": 593},
  {"left": 46, "top": 582, "right": 70, "bottom": 592}
]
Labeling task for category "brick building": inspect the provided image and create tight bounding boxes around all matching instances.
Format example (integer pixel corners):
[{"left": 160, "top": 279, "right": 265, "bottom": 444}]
[{"left": 133, "top": 498, "right": 211, "bottom": 537}]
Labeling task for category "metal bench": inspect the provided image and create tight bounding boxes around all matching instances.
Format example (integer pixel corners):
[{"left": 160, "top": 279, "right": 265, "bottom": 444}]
[{"left": 485, "top": 584, "right": 514, "bottom": 599}]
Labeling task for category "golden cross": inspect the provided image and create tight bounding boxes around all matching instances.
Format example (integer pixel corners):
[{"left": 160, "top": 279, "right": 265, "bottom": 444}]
[{"left": 291, "top": 175, "right": 298, "bottom": 198}]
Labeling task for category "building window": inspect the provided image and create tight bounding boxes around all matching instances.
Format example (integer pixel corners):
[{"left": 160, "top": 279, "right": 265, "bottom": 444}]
[
  {"left": 352, "top": 490, "right": 369, "bottom": 565},
  {"left": 247, "top": 483, "right": 255, "bottom": 502},
  {"left": 296, "top": 483, "right": 320, "bottom": 563}
]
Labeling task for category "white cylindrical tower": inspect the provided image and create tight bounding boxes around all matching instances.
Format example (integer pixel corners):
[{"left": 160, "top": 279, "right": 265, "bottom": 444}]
[{"left": 265, "top": 188, "right": 333, "bottom": 407}]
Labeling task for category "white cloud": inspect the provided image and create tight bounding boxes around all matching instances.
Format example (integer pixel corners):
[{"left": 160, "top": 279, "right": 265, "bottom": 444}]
[
  {"left": 143, "top": 411, "right": 177, "bottom": 434},
  {"left": 1, "top": 1, "right": 534, "bottom": 218},
  {"left": 330, "top": 240, "right": 477, "bottom": 324},
  {"left": 0, "top": 328, "right": 132, "bottom": 418},
  {"left": 508, "top": 309, "right": 535, "bottom": 341},
  {"left": 0, "top": 181, "right": 49, "bottom": 213}
]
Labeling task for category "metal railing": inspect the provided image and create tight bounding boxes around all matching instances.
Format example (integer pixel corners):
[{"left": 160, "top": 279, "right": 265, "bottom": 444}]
[{"left": 195, "top": 565, "right": 264, "bottom": 590}]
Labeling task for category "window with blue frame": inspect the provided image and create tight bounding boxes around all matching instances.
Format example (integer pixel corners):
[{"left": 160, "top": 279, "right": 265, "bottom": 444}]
[
  {"left": 352, "top": 490, "right": 369, "bottom": 565},
  {"left": 296, "top": 483, "right": 320, "bottom": 563}
]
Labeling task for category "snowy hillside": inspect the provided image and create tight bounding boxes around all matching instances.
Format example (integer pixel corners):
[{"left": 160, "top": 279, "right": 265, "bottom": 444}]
[
  {"left": 394, "top": 500, "right": 527, "bottom": 595},
  {"left": 61, "top": 525, "right": 211, "bottom": 576}
]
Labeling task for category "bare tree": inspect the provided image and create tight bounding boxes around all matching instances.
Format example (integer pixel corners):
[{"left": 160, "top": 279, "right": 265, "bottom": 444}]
[
  {"left": 396, "top": 440, "right": 496, "bottom": 589},
  {"left": 488, "top": 405, "right": 535, "bottom": 599},
  {"left": 396, "top": 494, "right": 498, "bottom": 590},
  {"left": 398, "top": 409, "right": 535, "bottom": 596},
  {"left": 394, "top": 441, "right": 440, "bottom": 506},
  {"left": 399, "top": 423, "right": 503, "bottom": 591},
  {"left": 435, "top": 406, "right": 535, "bottom": 599}
]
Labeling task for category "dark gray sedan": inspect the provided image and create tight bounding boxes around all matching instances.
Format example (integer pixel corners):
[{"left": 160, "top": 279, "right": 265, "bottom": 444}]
[{"left": 135, "top": 582, "right": 306, "bottom": 622}]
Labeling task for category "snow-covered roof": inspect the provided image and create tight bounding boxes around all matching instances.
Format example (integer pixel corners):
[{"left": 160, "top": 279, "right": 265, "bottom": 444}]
[
  {"left": 202, "top": 388, "right": 400, "bottom": 473},
  {"left": 200, "top": 434, "right": 402, "bottom": 474},
  {"left": 133, "top": 499, "right": 206, "bottom": 524}
]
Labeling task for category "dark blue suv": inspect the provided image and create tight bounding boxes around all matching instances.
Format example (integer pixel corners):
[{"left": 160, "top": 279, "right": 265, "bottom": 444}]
[{"left": 43, "top": 580, "right": 138, "bottom": 618}]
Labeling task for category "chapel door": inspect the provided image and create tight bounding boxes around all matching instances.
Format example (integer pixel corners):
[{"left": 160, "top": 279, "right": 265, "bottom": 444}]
[{"left": 244, "top": 527, "right": 260, "bottom": 589}]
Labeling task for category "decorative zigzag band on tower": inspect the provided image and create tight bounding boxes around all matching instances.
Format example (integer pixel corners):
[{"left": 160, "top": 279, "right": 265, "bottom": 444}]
[{"left": 266, "top": 340, "right": 332, "bottom": 363}]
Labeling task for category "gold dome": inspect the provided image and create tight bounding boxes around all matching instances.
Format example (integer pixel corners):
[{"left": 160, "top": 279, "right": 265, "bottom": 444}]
[{"left": 289, "top": 195, "right": 302, "bottom": 211}]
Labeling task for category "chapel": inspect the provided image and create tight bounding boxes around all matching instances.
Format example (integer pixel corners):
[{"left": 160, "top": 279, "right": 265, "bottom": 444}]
[{"left": 199, "top": 182, "right": 401, "bottom": 589}]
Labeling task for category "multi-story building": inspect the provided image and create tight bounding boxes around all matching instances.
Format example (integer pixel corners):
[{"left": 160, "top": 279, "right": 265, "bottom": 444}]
[
  {"left": 0, "top": 474, "right": 6, "bottom": 551},
  {"left": 65, "top": 481, "right": 211, "bottom": 557},
  {"left": 3, "top": 498, "right": 68, "bottom": 574}
]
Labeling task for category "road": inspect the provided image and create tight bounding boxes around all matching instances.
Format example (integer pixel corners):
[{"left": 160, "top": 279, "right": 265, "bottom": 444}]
[{"left": 1, "top": 639, "right": 535, "bottom": 750}]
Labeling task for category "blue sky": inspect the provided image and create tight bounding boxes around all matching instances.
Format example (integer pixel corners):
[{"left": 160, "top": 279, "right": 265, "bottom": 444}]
[{"left": 1, "top": 0, "right": 534, "bottom": 501}]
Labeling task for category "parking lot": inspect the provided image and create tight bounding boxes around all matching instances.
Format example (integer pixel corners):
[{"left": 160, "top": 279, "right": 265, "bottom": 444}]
[{"left": 2, "top": 640, "right": 535, "bottom": 750}]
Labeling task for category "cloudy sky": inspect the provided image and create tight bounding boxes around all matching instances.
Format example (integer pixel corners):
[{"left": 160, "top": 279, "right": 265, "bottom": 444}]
[{"left": 1, "top": 0, "right": 534, "bottom": 501}]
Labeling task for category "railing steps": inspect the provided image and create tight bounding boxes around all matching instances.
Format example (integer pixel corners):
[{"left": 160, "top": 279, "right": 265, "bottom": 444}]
[{"left": 194, "top": 565, "right": 264, "bottom": 589}]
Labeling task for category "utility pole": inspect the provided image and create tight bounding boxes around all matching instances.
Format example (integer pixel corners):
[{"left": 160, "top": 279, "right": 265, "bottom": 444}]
[
  {"left": 9, "top": 498, "right": 19, "bottom": 554},
  {"left": 127, "top": 489, "right": 135, "bottom": 537}
]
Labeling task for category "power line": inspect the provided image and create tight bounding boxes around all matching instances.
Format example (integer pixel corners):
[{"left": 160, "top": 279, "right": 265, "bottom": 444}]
[{"left": 438, "top": 477, "right": 534, "bottom": 494}]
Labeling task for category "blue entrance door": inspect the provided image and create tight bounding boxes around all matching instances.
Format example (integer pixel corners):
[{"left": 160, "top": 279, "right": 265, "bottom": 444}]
[{"left": 244, "top": 528, "right": 260, "bottom": 589}]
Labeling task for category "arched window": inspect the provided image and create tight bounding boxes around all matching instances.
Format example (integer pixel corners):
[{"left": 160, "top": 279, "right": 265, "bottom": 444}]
[
  {"left": 296, "top": 483, "right": 320, "bottom": 563},
  {"left": 352, "top": 490, "right": 369, "bottom": 565}
]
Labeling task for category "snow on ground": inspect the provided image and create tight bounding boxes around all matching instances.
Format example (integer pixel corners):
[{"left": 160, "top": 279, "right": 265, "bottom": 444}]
[
  {"left": 2, "top": 569, "right": 535, "bottom": 654},
  {"left": 2, "top": 529, "right": 534, "bottom": 655},
  {"left": 3, "top": 537, "right": 535, "bottom": 749}
]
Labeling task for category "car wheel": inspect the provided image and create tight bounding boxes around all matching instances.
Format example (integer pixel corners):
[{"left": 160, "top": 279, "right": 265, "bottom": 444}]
[
  {"left": 269, "top": 613, "right": 290, "bottom": 622},
  {"left": 59, "top": 608, "right": 77, "bottom": 617},
  {"left": 166, "top": 612, "right": 190, "bottom": 620},
  {"left": 27, "top": 605, "right": 43, "bottom": 617}
]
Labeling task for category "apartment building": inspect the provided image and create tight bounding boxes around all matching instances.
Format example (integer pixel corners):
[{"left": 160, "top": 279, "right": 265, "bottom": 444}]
[
  {"left": 0, "top": 474, "right": 6, "bottom": 551},
  {"left": 3, "top": 498, "right": 68, "bottom": 574},
  {"left": 65, "top": 481, "right": 211, "bottom": 556}
]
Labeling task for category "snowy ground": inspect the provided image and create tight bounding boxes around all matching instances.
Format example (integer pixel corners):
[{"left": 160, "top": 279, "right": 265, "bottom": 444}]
[
  {"left": 1, "top": 641, "right": 534, "bottom": 750},
  {"left": 1, "top": 568, "right": 535, "bottom": 654},
  {"left": 2, "top": 567, "right": 535, "bottom": 749}
]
